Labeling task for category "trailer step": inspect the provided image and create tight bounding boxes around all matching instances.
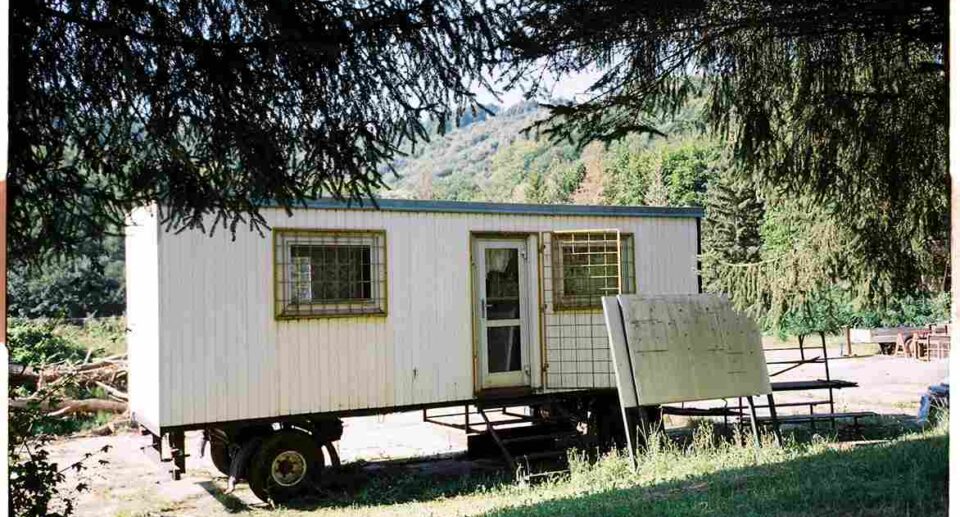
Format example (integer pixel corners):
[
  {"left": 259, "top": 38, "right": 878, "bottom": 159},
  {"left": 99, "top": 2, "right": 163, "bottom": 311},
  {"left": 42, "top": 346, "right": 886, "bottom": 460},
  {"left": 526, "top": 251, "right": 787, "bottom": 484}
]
[
  {"left": 500, "top": 431, "right": 580, "bottom": 445},
  {"left": 520, "top": 450, "right": 567, "bottom": 461},
  {"left": 472, "top": 406, "right": 586, "bottom": 476}
]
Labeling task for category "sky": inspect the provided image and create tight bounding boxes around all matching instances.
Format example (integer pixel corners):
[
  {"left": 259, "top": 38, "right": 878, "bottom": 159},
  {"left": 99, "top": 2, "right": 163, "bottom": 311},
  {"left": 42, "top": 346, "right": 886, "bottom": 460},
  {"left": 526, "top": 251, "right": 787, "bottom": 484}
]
[{"left": 473, "top": 68, "right": 605, "bottom": 108}]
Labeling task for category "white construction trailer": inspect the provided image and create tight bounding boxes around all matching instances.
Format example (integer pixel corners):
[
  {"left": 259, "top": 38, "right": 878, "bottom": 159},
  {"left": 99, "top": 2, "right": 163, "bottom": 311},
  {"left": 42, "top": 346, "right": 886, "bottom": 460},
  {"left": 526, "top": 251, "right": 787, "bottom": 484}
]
[{"left": 126, "top": 198, "right": 702, "bottom": 502}]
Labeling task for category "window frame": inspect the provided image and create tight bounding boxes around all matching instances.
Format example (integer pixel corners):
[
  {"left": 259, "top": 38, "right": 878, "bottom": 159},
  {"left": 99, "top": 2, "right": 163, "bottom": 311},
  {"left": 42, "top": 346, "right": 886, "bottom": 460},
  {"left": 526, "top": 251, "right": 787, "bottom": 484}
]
[
  {"left": 551, "top": 231, "right": 636, "bottom": 311},
  {"left": 273, "top": 228, "right": 388, "bottom": 320}
]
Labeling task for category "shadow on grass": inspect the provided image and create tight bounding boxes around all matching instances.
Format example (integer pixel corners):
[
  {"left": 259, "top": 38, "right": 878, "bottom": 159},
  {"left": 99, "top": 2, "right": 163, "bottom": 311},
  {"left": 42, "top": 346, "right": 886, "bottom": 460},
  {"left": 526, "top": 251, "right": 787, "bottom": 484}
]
[
  {"left": 199, "top": 419, "right": 945, "bottom": 516},
  {"left": 199, "top": 454, "right": 514, "bottom": 512},
  {"left": 198, "top": 481, "right": 253, "bottom": 514},
  {"left": 292, "top": 455, "right": 512, "bottom": 510},
  {"left": 482, "top": 434, "right": 948, "bottom": 517}
]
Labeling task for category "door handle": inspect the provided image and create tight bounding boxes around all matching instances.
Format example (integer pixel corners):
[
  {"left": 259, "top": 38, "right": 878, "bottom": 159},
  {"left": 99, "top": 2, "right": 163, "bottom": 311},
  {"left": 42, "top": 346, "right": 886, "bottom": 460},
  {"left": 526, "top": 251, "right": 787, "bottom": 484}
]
[{"left": 481, "top": 298, "right": 486, "bottom": 319}]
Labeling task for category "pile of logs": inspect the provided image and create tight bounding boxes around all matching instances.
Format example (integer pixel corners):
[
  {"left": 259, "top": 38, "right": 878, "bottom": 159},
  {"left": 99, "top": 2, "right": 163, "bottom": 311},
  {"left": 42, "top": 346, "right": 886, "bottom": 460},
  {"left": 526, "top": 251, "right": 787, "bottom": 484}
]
[{"left": 9, "top": 353, "right": 129, "bottom": 427}]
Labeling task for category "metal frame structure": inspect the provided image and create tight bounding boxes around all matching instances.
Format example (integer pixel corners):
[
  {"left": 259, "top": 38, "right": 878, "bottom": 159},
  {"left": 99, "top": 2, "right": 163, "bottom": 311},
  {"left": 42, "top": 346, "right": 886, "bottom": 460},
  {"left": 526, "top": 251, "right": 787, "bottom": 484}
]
[{"left": 726, "top": 333, "right": 862, "bottom": 432}]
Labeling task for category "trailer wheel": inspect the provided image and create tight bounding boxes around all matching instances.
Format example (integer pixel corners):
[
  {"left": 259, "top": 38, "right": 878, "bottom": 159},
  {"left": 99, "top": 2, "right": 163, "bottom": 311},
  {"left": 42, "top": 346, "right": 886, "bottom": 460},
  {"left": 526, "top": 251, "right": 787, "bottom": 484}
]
[{"left": 248, "top": 430, "right": 325, "bottom": 504}]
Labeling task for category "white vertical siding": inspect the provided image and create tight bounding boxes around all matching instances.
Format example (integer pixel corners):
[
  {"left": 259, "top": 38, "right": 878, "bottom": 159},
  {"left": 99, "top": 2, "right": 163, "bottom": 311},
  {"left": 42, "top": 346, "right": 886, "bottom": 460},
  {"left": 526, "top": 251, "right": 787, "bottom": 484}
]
[
  {"left": 125, "top": 206, "right": 161, "bottom": 432},
  {"left": 147, "top": 207, "right": 698, "bottom": 428}
]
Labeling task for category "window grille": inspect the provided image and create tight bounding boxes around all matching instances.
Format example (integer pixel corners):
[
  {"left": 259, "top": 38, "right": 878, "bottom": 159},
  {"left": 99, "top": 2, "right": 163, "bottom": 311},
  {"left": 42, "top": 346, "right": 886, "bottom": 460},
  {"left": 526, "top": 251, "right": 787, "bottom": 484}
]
[
  {"left": 543, "top": 230, "right": 636, "bottom": 389},
  {"left": 551, "top": 232, "right": 635, "bottom": 310},
  {"left": 274, "top": 229, "right": 387, "bottom": 318}
]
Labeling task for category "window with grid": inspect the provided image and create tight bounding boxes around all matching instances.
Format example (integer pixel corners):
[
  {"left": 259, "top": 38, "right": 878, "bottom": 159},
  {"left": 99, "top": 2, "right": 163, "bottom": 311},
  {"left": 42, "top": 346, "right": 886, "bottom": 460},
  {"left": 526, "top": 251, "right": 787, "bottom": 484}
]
[
  {"left": 274, "top": 230, "right": 387, "bottom": 318},
  {"left": 551, "top": 232, "right": 635, "bottom": 309}
]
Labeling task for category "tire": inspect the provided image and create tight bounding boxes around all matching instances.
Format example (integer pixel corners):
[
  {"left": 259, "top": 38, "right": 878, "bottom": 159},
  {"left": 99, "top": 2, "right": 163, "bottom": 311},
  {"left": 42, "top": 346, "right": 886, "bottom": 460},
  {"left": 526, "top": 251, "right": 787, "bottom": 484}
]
[
  {"left": 209, "top": 439, "right": 232, "bottom": 476},
  {"left": 248, "top": 430, "right": 325, "bottom": 504}
]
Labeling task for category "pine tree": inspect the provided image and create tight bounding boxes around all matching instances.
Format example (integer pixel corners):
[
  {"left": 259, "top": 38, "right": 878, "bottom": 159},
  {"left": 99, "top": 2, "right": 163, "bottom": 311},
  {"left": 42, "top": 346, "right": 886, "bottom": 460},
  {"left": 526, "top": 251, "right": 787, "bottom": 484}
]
[
  {"left": 643, "top": 167, "right": 670, "bottom": 207},
  {"left": 702, "top": 171, "right": 764, "bottom": 266}
]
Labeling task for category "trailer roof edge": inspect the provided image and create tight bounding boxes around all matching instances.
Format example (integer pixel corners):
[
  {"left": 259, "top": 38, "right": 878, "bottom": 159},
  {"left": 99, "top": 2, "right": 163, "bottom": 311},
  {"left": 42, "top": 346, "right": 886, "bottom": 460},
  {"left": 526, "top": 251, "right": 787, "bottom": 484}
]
[{"left": 259, "top": 198, "right": 704, "bottom": 219}]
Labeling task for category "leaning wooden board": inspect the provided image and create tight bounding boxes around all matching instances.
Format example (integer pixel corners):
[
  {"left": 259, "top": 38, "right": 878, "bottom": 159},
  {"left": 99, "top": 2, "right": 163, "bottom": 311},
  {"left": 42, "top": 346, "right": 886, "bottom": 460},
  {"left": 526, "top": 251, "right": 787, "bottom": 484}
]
[{"left": 603, "top": 294, "right": 771, "bottom": 407}]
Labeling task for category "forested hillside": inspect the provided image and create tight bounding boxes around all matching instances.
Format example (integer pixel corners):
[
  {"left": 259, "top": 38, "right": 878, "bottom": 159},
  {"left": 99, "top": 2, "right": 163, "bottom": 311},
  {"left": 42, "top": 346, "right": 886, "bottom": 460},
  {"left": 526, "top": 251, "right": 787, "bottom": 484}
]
[{"left": 384, "top": 99, "right": 715, "bottom": 207}]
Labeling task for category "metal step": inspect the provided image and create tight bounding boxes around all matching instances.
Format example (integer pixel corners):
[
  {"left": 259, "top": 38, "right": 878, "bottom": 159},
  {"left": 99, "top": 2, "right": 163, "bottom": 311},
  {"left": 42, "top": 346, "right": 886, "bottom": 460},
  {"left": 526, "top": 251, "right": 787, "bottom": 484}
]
[
  {"left": 500, "top": 431, "right": 580, "bottom": 446},
  {"left": 520, "top": 450, "right": 567, "bottom": 462}
]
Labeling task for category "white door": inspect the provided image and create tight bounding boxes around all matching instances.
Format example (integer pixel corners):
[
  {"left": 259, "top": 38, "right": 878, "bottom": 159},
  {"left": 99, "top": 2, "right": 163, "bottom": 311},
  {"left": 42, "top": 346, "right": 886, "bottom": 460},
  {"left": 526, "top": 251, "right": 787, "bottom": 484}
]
[{"left": 475, "top": 239, "right": 531, "bottom": 389}]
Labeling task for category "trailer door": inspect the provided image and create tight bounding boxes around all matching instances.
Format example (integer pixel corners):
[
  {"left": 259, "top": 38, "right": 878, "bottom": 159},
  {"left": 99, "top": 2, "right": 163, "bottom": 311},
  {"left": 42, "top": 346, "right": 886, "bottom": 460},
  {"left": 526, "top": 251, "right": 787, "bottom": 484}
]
[{"left": 474, "top": 237, "right": 532, "bottom": 389}]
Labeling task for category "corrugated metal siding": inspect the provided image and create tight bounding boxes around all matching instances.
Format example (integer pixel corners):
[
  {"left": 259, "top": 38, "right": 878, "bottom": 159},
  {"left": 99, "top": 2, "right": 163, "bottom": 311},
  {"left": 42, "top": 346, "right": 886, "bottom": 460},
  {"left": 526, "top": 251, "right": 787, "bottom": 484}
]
[
  {"left": 150, "top": 208, "right": 699, "bottom": 427},
  {"left": 125, "top": 206, "right": 161, "bottom": 432}
]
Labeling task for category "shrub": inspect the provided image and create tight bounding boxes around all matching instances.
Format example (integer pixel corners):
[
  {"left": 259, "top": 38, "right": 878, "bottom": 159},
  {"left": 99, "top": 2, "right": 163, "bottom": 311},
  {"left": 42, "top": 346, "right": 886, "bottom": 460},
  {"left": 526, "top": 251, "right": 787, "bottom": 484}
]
[
  {"left": 8, "top": 320, "right": 88, "bottom": 366},
  {"left": 849, "top": 292, "right": 951, "bottom": 328},
  {"left": 9, "top": 382, "right": 110, "bottom": 517}
]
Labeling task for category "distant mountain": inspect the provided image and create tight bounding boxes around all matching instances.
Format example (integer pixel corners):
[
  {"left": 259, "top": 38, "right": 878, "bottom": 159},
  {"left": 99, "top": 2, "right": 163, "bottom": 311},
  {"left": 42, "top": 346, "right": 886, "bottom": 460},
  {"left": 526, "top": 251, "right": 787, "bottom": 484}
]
[
  {"left": 381, "top": 101, "right": 548, "bottom": 200},
  {"left": 379, "top": 96, "right": 717, "bottom": 207}
]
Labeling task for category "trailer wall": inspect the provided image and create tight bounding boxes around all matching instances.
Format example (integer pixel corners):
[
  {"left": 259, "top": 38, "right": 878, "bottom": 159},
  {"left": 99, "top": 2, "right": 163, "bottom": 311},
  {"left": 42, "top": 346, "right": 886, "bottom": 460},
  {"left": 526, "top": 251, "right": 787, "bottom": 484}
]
[
  {"left": 135, "top": 207, "right": 698, "bottom": 428},
  {"left": 126, "top": 206, "right": 162, "bottom": 433}
]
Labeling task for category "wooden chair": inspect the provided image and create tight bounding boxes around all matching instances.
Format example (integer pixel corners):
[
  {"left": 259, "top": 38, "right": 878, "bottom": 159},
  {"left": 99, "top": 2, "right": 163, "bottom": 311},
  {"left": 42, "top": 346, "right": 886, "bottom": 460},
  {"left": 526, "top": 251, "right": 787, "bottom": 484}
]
[{"left": 923, "top": 323, "right": 950, "bottom": 361}]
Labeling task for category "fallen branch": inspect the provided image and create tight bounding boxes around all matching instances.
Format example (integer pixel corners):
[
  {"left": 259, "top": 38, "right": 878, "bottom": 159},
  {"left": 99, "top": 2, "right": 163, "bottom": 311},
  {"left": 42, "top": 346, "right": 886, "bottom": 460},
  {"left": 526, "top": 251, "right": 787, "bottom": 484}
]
[
  {"left": 47, "top": 399, "right": 127, "bottom": 418},
  {"left": 10, "top": 397, "right": 127, "bottom": 416},
  {"left": 94, "top": 381, "right": 128, "bottom": 401},
  {"left": 10, "top": 359, "right": 127, "bottom": 386}
]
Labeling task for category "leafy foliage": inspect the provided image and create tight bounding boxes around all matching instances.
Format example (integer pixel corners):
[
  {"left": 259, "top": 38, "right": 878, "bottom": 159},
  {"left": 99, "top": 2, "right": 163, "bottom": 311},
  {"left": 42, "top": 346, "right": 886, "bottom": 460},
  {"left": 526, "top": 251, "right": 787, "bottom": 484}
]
[
  {"left": 8, "top": 237, "right": 124, "bottom": 318},
  {"left": 7, "top": 321, "right": 89, "bottom": 366},
  {"left": 775, "top": 289, "right": 849, "bottom": 339},
  {"left": 11, "top": 0, "right": 513, "bottom": 260},
  {"left": 850, "top": 292, "right": 951, "bottom": 329},
  {"left": 8, "top": 318, "right": 121, "bottom": 514},
  {"left": 9, "top": 380, "right": 111, "bottom": 517},
  {"left": 507, "top": 0, "right": 948, "bottom": 308}
]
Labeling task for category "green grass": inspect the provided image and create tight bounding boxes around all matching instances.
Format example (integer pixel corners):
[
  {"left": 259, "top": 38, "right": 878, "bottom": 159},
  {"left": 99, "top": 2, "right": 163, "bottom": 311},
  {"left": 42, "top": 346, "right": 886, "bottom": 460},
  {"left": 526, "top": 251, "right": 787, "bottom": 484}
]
[
  {"left": 52, "top": 316, "right": 127, "bottom": 357},
  {"left": 255, "top": 418, "right": 947, "bottom": 517}
]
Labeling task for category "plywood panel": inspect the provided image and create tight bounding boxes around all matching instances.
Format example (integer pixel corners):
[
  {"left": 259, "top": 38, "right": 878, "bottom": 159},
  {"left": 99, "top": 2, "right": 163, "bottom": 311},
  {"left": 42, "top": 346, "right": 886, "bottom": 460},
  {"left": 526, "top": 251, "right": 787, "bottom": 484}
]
[{"left": 605, "top": 294, "right": 770, "bottom": 406}]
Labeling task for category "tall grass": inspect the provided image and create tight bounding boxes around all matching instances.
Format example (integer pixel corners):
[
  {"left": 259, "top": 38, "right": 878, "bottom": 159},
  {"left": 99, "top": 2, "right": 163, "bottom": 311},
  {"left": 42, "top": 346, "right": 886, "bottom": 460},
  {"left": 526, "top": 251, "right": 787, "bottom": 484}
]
[
  {"left": 486, "top": 417, "right": 948, "bottom": 517},
  {"left": 262, "top": 416, "right": 946, "bottom": 517}
]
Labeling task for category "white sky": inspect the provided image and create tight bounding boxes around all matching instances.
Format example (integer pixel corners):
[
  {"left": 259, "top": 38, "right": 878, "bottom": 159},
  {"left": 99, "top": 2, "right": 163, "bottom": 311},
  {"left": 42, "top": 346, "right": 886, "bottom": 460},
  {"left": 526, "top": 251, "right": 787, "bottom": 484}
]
[{"left": 473, "top": 68, "right": 604, "bottom": 108}]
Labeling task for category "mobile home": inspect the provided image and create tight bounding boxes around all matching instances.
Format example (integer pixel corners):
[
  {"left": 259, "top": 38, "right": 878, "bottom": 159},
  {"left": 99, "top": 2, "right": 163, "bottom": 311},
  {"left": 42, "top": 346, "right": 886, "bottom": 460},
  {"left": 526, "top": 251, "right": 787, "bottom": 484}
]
[{"left": 127, "top": 198, "right": 701, "bottom": 501}]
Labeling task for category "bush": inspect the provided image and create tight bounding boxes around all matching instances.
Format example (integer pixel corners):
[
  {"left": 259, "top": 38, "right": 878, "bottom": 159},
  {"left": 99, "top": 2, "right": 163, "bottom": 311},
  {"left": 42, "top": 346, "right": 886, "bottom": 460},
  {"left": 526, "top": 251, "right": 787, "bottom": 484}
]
[
  {"left": 851, "top": 292, "right": 951, "bottom": 328},
  {"left": 9, "top": 382, "right": 110, "bottom": 517},
  {"left": 772, "top": 289, "right": 950, "bottom": 338},
  {"left": 7, "top": 236, "right": 124, "bottom": 319},
  {"left": 8, "top": 320, "right": 88, "bottom": 366}
]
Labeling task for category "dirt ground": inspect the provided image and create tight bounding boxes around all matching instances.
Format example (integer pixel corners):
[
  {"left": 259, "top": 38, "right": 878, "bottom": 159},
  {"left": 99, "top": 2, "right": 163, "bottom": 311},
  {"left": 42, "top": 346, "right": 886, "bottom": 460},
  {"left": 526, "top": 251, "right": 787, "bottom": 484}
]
[{"left": 46, "top": 350, "right": 948, "bottom": 517}]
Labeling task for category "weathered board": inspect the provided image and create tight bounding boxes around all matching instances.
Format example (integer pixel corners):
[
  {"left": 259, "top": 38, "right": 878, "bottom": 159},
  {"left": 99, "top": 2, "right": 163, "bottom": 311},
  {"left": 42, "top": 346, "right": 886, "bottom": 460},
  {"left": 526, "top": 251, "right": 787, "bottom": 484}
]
[{"left": 603, "top": 294, "right": 770, "bottom": 406}]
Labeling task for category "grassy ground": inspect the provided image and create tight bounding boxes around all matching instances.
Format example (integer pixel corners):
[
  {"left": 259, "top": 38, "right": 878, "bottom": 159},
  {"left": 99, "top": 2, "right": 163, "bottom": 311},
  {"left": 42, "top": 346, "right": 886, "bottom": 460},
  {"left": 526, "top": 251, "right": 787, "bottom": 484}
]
[
  {"left": 52, "top": 316, "right": 127, "bottom": 357},
  {"left": 213, "top": 417, "right": 949, "bottom": 517}
]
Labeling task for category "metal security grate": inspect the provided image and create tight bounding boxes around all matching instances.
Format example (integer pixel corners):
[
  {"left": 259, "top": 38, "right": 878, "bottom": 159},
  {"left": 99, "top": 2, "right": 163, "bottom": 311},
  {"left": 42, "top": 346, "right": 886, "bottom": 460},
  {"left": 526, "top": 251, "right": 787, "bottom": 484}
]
[
  {"left": 551, "top": 232, "right": 635, "bottom": 309},
  {"left": 543, "top": 231, "right": 636, "bottom": 389},
  {"left": 274, "top": 229, "right": 387, "bottom": 318}
]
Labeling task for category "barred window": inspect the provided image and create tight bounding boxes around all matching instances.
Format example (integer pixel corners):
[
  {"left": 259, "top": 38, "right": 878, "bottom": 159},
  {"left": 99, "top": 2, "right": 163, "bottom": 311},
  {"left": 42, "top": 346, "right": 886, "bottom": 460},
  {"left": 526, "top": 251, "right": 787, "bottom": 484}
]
[
  {"left": 552, "top": 232, "right": 635, "bottom": 309},
  {"left": 275, "top": 230, "right": 387, "bottom": 318}
]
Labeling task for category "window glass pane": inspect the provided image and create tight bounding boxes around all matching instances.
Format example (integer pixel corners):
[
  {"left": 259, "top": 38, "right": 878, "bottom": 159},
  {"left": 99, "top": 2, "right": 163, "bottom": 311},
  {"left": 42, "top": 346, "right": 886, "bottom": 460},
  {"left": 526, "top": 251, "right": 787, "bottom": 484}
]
[
  {"left": 276, "top": 230, "right": 386, "bottom": 317},
  {"left": 291, "top": 244, "right": 372, "bottom": 302},
  {"left": 291, "top": 256, "right": 312, "bottom": 302},
  {"left": 485, "top": 248, "right": 520, "bottom": 320},
  {"left": 487, "top": 326, "right": 522, "bottom": 372}
]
